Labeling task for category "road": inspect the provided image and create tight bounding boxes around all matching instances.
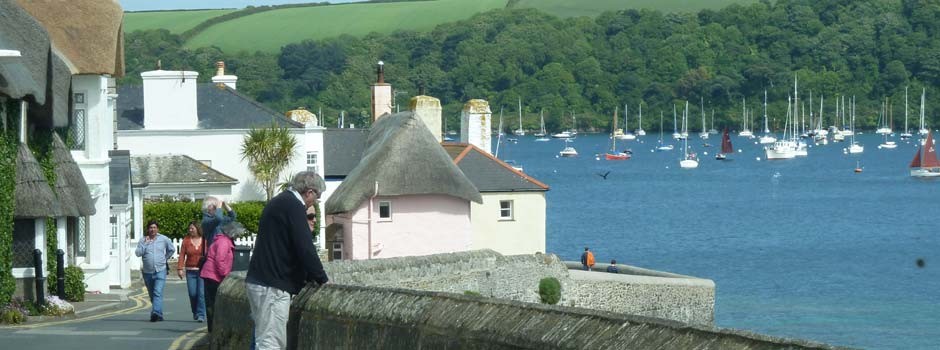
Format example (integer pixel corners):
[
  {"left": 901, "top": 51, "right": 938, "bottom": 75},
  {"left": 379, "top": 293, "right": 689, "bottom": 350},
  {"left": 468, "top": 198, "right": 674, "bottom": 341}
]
[{"left": 0, "top": 278, "right": 207, "bottom": 350}]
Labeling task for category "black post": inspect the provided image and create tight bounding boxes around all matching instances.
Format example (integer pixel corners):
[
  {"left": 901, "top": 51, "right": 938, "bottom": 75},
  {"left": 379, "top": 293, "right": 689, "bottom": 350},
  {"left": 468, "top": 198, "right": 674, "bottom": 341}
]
[
  {"left": 56, "top": 249, "right": 65, "bottom": 298},
  {"left": 32, "top": 249, "right": 45, "bottom": 306}
]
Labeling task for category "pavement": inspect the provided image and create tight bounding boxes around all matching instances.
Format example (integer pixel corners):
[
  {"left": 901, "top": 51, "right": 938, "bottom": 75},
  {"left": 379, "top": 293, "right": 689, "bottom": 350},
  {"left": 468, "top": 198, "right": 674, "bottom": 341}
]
[{"left": 0, "top": 274, "right": 211, "bottom": 350}]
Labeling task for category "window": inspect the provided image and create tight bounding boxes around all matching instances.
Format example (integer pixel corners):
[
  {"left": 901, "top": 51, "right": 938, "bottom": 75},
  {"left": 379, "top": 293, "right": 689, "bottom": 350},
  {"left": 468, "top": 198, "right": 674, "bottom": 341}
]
[
  {"left": 306, "top": 152, "right": 319, "bottom": 173},
  {"left": 378, "top": 201, "right": 391, "bottom": 220},
  {"left": 499, "top": 200, "right": 513, "bottom": 220},
  {"left": 12, "top": 219, "right": 35, "bottom": 268},
  {"left": 331, "top": 242, "right": 343, "bottom": 261},
  {"left": 70, "top": 93, "right": 86, "bottom": 150},
  {"left": 110, "top": 220, "right": 119, "bottom": 251}
]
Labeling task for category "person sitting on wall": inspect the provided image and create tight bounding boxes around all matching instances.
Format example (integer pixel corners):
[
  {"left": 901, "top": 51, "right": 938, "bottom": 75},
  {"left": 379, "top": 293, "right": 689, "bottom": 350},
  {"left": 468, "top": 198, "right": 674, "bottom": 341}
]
[{"left": 606, "top": 259, "right": 619, "bottom": 273}]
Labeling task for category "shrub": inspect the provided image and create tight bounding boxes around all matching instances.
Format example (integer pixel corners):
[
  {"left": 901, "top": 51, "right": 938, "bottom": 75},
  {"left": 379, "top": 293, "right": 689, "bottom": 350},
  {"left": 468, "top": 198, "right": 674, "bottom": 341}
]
[
  {"left": 144, "top": 200, "right": 266, "bottom": 239},
  {"left": 64, "top": 266, "right": 86, "bottom": 302},
  {"left": 538, "top": 277, "right": 561, "bottom": 305},
  {"left": 231, "top": 201, "right": 264, "bottom": 234},
  {"left": 0, "top": 298, "right": 29, "bottom": 324},
  {"left": 41, "top": 295, "right": 74, "bottom": 316}
]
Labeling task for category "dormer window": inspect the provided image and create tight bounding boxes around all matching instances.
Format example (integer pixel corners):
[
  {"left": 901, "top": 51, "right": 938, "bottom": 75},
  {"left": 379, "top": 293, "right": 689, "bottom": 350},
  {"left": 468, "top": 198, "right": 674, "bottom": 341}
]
[{"left": 70, "top": 92, "right": 86, "bottom": 150}]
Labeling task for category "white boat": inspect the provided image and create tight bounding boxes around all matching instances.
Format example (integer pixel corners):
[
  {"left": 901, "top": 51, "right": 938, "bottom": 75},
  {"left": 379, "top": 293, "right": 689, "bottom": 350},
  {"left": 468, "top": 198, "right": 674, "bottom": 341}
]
[
  {"left": 738, "top": 97, "right": 753, "bottom": 137},
  {"left": 657, "top": 112, "right": 674, "bottom": 151},
  {"left": 766, "top": 140, "right": 797, "bottom": 159},
  {"left": 699, "top": 97, "right": 709, "bottom": 139},
  {"left": 512, "top": 98, "right": 526, "bottom": 136},
  {"left": 671, "top": 104, "right": 682, "bottom": 139},
  {"left": 879, "top": 140, "right": 898, "bottom": 149},
  {"left": 551, "top": 131, "right": 571, "bottom": 139},
  {"left": 759, "top": 91, "right": 776, "bottom": 144},
  {"left": 559, "top": 139, "right": 578, "bottom": 157},
  {"left": 616, "top": 104, "right": 636, "bottom": 140},
  {"left": 708, "top": 110, "right": 719, "bottom": 134},
  {"left": 679, "top": 136, "right": 698, "bottom": 168},
  {"left": 535, "top": 109, "right": 549, "bottom": 141},
  {"left": 635, "top": 103, "right": 646, "bottom": 136},
  {"left": 848, "top": 96, "right": 863, "bottom": 154}
]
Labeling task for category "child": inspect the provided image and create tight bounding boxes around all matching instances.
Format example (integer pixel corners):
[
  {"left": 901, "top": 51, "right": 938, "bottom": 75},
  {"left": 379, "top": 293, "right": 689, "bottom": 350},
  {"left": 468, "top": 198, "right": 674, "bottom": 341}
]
[{"left": 200, "top": 221, "right": 243, "bottom": 332}]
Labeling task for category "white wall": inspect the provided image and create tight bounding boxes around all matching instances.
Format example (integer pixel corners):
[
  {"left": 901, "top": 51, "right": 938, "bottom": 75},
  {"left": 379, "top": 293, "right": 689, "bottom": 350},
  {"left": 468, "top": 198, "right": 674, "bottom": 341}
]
[
  {"left": 142, "top": 70, "right": 199, "bottom": 130},
  {"left": 117, "top": 128, "right": 318, "bottom": 202},
  {"left": 471, "top": 192, "right": 546, "bottom": 255}
]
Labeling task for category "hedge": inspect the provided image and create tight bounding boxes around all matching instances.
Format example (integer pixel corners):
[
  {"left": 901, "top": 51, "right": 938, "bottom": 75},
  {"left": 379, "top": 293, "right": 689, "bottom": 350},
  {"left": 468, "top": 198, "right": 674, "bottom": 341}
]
[
  {"left": 0, "top": 101, "right": 18, "bottom": 304},
  {"left": 143, "top": 200, "right": 265, "bottom": 239}
]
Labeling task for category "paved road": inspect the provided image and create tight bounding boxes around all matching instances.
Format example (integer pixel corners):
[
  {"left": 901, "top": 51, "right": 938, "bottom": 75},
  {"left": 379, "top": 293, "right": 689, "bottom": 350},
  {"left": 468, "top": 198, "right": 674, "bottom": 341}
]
[{"left": 0, "top": 278, "right": 208, "bottom": 350}]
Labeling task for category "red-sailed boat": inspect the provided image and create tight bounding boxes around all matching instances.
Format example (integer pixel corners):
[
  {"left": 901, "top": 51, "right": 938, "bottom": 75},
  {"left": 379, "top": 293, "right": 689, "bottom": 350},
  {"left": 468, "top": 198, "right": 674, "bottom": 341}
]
[
  {"left": 716, "top": 128, "right": 733, "bottom": 160},
  {"left": 910, "top": 132, "right": 940, "bottom": 177}
]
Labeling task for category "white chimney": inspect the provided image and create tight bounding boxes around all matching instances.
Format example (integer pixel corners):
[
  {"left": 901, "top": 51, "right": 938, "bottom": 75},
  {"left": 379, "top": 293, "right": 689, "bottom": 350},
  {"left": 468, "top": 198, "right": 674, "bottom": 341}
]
[
  {"left": 410, "top": 95, "right": 442, "bottom": 143},
  {"left": 141, "top": 69, "right": 199, "bottom": 130},
  {"left": 461, "top": 99, "right": 492, "bottom": 154},
  {"left": 211, "top": 61, "right": 237, "bottom": 89},
  {"left": 371, "top": 61, "right": 392, "bottom": 121}
]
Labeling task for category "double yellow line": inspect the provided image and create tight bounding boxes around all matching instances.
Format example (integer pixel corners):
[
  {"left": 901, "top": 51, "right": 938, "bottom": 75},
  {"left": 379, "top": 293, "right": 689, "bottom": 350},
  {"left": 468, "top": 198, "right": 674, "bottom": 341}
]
[
  {"left": 8, "top": 289, "right": 151, "bottom": 329},
  {"left": 167, "top": 326, "right": 207, "bottom": 350}
]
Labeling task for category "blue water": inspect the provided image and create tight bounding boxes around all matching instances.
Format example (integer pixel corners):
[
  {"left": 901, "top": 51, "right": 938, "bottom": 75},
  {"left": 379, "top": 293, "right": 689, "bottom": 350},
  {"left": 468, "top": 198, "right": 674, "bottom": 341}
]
[{"left": 496, "top": 133, "right": 940, "bottom": 350}]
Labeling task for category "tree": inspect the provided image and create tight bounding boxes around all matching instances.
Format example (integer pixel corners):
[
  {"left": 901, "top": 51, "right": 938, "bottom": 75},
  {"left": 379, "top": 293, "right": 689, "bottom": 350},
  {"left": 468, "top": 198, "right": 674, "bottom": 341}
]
[{"left": 241, "top": 123, "right": 298, "bottom": 200}]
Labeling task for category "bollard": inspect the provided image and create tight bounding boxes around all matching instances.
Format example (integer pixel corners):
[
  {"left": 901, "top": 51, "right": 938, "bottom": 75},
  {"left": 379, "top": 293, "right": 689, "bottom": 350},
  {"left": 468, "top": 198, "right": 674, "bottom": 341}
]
[
  {"left": 56, "top": 249, "right": 65, "bottom": 298},
  {"left": 33, "top": 249, "right": 45, "bottom": 306}
]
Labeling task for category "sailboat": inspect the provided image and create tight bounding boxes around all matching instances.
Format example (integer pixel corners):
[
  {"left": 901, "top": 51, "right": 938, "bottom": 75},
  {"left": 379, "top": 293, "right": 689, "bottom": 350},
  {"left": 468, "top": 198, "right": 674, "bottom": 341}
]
[
  {"left": 679, "top": 135, "right": 698, "bottom": 168},
  {"left": 657, "top": 111, "right": 674, "bottom": 151},
  {"left": 918, "top": 88, "right": 928, "bottom": 136},
  {"left": 707, "top": 110, "right": 718, "bottom": 134},
  {"left": 551, "top": 111, "right": 573, "bottom": 138},
  {"left": 765, "top": 95, "right": 797, "bottom": 160},
  {"left": 738, "top": 98, "right": 753, "bottom": 137},
  {"left": 716, "top": 128, "right": 733, "bottom": 160},
  {"left": 617, "top": 104, "right": 636, "bottom": 140},
  {"left": 876, "top": 96, "right": 891, "bottom": 135},
  {"left": 671, "top": 104, "right": 682, "bottom": 140},
  {"left": 901, "top": 87, "right": 912, "bottom": 140},
  {"left": 848, "top": 96, "right": 864, "bottom": 154},
  {"left": 559, "top": 138, "right": 578, "bottom": 157},
  {"left": 534, "top": 109, "right": 549, "bottom": 141},
  {"left": 680, "top": 101, "right": 689, "bottom": 139},
  {"left": 635, "top": 103, "right": 646, "bottom": 136},
  {"left": 910, "top": 131, "right": 940, "bottom": 177},
  {"left": 699, "top": 97, "right": 709, "bottom": 139},
  {"left": 759, "top": 90, "right": 776, "bottom": 144},
  {"left": 513, "top": 98, "right": 525, "bottom": 136},
  {"left": 879, "top": 99, "right": 897, "bottom": 149},
  {"left": 606, "top": 107, "right": 630, "bottom": 160}
]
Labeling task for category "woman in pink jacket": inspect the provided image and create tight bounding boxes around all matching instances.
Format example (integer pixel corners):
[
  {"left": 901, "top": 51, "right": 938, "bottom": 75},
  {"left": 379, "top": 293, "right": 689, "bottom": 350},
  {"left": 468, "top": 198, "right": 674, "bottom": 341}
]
[{"left": 200, "top": 221, "right": 243, "bottom": 332}]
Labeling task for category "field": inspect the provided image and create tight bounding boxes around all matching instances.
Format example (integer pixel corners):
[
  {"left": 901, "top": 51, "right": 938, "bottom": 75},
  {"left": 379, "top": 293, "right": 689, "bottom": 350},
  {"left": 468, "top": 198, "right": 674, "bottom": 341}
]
[
  {"left": 124, "top": 9, "right": 236, "bottom": 34},
  {"left": 513, "top": 0, "right": 757, "bottom": 18},
  {"left": 183, "top": 0, "right": 507, "bottom": 53}
]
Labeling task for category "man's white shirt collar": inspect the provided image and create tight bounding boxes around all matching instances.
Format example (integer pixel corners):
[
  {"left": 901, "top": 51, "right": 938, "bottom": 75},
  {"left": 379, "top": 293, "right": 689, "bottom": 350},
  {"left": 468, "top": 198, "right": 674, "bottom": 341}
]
[{"left": 290, "top": 189, "right": 305, "bottom": 206}]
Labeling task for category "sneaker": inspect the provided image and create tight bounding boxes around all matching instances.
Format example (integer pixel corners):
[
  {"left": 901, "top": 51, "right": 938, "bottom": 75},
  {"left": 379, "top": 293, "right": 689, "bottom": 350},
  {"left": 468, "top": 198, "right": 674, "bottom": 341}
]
[
  {"left": 157, "top": 315, "right": 164, "bottom": 322},
  {"left": 150, "top": 314, "right": 158, "bottom": 322},
  {"left": 193, "top": 315, "right": 198, "bottom": 321},
  {"left": 197, "top": 317, "right": 205, "bottom": 323}
]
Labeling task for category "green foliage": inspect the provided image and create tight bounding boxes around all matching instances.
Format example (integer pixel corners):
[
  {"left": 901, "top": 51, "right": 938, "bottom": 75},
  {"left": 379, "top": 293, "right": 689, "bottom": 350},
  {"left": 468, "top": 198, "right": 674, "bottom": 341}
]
[
  {"left": 46, "top": 218, "right": 57, "bottom": 294},
  {"left": 514, "top": 0, "right": 756, "bottom": 18},
  {"left": 463, "top": 290, "right": 482, "bottom": 297},
  {"left": 63, "top": 266, "right": 86, "bottom": 302},
  {"left": 124, "top": 9, "right": 237, "bottom": 34},
  {"left": 241, "top": 123, "right": 298, "bottom": 201},
  {"left": 0, "top": 304, "right": 27, "bottom": 324},
  {"left": 0, "top": 101, "right": 17, "bottom": 305},
  {"left": 538, "top": 277, "right": 561, "bottom": 305},
  {"left": 143, "top": 200, "right": 265, "bottom": 239}
]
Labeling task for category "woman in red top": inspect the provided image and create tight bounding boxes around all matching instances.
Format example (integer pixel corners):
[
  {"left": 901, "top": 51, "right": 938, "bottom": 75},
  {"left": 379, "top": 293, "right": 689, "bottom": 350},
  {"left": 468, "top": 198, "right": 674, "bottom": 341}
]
[
  {"left": 200, "top": 221, "right": 241, "bottom": 333},
  {"left": 177, "top": 221, "right": 206, "bottom": 322}
]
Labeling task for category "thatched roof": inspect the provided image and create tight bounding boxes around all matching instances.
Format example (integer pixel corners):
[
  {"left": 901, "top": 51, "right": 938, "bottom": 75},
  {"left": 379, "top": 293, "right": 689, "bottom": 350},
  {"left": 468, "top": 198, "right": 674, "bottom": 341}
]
[
  {"left": 325, "top": 112, "right": 481, "bottom": 215},
  {"left": 51, "top": 133, "right": 95, "bottom": 216},
  {"left": 14, "top": 143, "right": 60, "bottom": 218},
  {"left": 0, "top": 0, "right": 72, "bottom": 127},
  {"left": 15, "top": 0, "right": 125, "bottom": 77}
]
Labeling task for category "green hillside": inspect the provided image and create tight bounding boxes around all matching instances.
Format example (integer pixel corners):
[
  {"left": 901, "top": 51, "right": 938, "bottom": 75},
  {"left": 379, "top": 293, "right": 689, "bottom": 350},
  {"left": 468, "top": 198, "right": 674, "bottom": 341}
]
[
  {"left": 124, "top": 9, "right": 236, "bottom": 34},
  {"left": 513, "top": 0, "right": 757, "bottom": 18},
  {"left": 184, "top": 0, "right": 507, "bottom": 53}
]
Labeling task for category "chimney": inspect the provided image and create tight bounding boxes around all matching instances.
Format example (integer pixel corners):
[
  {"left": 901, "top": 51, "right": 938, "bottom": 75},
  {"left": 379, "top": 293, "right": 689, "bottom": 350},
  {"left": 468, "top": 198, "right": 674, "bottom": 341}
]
[
  {"left": 410, "top": 95, "right": 442, "bottom": 143},
  {"left": 211, "top": 61, "right": 238, "bottom": 90},
  {"left": 461, "top": 99, "right": 492, "bottom": 154},
  {"left": 370, "top": 61, "right": 392, "bottom": 121},
  {"left": 141, "top": 68, "right": 199, "bottom": 130}
]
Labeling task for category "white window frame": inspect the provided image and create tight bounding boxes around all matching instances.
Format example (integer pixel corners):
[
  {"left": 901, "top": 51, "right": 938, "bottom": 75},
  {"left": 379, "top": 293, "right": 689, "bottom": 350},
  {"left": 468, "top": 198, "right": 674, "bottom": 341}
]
[
  {"left": 306, "top": 152, "right": 319, "bottom": 173},
  {"left": 331, "top": 242, "right": 343, "bottom": 261},
  {"left": 499, "top": 200, "right": 514, "bottom": 221},
  {"left": 378, "top": 201, "right": 391, "bottom": 221}
]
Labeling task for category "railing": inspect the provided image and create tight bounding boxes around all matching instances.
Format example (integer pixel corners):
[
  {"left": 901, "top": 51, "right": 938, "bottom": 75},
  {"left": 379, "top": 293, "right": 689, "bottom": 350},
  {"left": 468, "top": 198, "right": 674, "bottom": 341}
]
[{"left": 169, "top": 234, "right": 257, "bottom": 260}]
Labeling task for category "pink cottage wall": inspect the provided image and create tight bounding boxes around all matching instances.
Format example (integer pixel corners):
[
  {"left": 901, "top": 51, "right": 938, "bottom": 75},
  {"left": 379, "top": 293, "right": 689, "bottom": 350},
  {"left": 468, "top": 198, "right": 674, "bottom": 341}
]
[{"left": 331, "top": 194, "right": 472, "bottom": 260}]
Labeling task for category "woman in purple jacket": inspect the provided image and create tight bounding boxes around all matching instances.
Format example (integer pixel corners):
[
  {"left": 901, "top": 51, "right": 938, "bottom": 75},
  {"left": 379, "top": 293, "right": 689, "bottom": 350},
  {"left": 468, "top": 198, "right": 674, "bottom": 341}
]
[{"left": 200, "top": 221, "right": 242, "bottom": 332}]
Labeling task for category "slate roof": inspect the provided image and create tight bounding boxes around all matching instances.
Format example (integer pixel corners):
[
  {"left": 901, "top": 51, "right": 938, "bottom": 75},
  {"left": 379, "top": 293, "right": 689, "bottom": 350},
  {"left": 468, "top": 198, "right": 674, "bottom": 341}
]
[
  {"left": 109, "top": 150, "right": 131, "bottom": 205},
  {"left": 442, "top": 143, "right": 549, "bottom": 192},
  {"left": 116, "top": 83, "right": 302, "bottom": 130},
  {"left": 325, "top": 112, "right": 482, "bottom": 215},
  {"left": 131, "top": 154, "right": 238, "bottom": 186},
  {"left": 323, "top": 128, "right": 369, "bottom": 178}
]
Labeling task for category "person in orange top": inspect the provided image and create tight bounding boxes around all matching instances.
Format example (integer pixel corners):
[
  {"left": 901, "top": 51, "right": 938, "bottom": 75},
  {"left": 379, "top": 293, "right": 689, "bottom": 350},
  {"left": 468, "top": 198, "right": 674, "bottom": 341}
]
[{"left": 177, "top": 221, "right": 206, "bottom": 322}]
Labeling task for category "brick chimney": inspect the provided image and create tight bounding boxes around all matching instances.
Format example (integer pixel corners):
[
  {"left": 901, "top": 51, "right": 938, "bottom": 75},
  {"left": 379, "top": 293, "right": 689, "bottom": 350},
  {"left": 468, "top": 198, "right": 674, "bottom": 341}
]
[
  {"left": 410, "top": 95, "right": 442, "bottom": 143},
  {"left": 461, "top": 99, "right": 492, "bottom": 154},
  {"left": 211, "top": 61, "right": 238, "bottom": 90},
  {"left": 370, "top": 61, "right": 392, "bottom": 121},
  {"left": 141, "top": 68, "right": 199, "bottom": 130}
]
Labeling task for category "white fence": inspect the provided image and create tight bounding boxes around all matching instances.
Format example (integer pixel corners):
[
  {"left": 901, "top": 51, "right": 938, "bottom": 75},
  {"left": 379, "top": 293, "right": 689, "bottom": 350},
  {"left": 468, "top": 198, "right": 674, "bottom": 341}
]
[{"left": 169, "top": 234, "right": 258, "bottom": 260}]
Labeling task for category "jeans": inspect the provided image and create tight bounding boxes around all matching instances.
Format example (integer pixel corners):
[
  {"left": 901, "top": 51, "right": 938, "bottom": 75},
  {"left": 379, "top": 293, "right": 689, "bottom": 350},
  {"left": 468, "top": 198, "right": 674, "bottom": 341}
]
[
  {"left": 204, "top": 278, "right": 220, "bottom": 332},
  {"left": 142, "top": 269, "right": 167, "bottom": 318},
  {"left": 185, "top": 270, "right": 206, "bottom": 320},
  {"left": 247, "top": 282, "right": 291, "bottom": 350}
]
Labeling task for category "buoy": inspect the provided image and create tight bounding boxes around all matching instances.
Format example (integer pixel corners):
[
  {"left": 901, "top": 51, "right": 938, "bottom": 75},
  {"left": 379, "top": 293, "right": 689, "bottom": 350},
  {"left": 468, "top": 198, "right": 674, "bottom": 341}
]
[
  {"left": 595, "top": 156, "right": 600, "bottom": 160},
  {"left": 756, "top": 157, "right": 761, "bottom": 161},
  {"left": 703, "top": 151, "right": 708, "bottom": 156},
  {"left": 738, "top": 149, "right": 743, "bottom": 153}
]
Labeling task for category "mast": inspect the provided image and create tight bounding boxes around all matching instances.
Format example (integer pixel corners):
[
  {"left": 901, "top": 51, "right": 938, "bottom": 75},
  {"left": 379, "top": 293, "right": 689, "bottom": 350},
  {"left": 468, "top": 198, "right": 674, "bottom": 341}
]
[
  {"left": 763, "top": 90, "right": 769, "bottom": 133},
  {"left": 612, "top": 106, "right": 619, "bottom": 134},
  {"left": 517, "top": 97, "right": 523, "bottom": 132},
  {"left": 701, "top": 96, "right": 706, "bottom": 134},
  {"left": 638, "top": 103, "right": 643, "bottom": 132},
  {"left": 905, "top": 87, "right": 909, "bottom": 134},
  {"left": 818, "top": 95, "right": 824, "bottom": 131},
  {"left": 495, "top": 107, "right": 503, "bottom": 157},
  {"left": 625, "top": 103, "right": 629, "bottom": 133}
]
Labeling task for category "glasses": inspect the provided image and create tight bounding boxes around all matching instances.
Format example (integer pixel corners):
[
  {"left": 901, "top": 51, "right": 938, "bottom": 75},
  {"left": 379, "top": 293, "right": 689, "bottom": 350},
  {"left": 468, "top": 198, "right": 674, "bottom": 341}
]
[{"left": 306, "top": 213, "right": 316, "bottom": 221}]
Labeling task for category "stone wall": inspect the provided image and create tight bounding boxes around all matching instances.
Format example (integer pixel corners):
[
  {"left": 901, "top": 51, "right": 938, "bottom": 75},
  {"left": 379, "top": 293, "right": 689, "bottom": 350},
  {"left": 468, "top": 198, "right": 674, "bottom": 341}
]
[{"left": 213, "top": 272, "right": 847, "bottom": 350}]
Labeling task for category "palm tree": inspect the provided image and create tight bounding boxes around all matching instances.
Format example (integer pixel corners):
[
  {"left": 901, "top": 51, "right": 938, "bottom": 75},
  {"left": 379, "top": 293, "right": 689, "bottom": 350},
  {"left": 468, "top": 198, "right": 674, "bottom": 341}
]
[{"left": 241, "top": 122, "right": 298, "bottom": 200}]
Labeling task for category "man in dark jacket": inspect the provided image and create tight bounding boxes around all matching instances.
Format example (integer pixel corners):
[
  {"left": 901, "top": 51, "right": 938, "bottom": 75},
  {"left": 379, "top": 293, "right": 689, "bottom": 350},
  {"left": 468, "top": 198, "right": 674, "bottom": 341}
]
[{"left": 246, "top": 171, "right": 329, "bottom": 350}]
